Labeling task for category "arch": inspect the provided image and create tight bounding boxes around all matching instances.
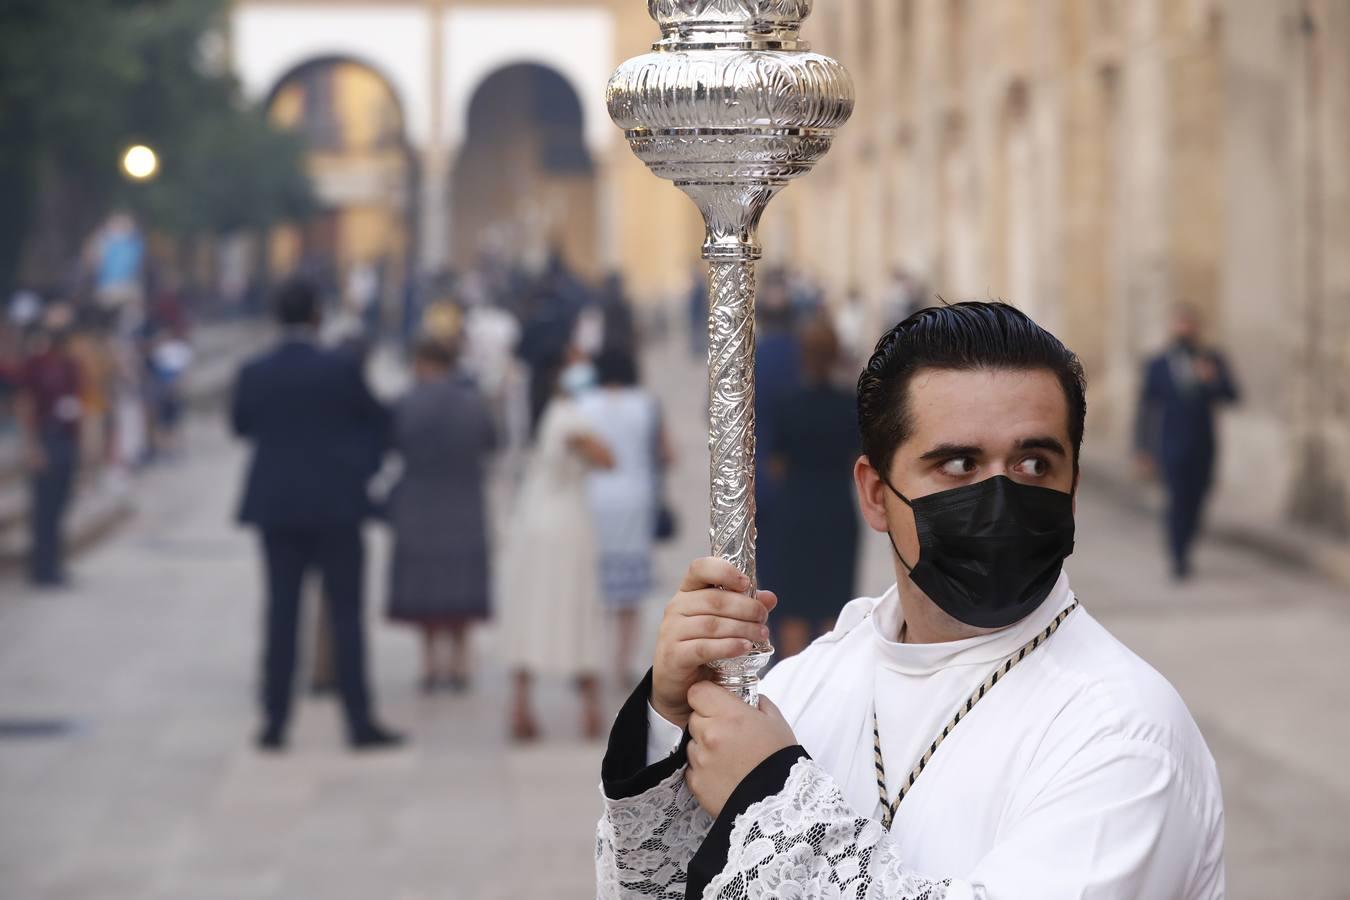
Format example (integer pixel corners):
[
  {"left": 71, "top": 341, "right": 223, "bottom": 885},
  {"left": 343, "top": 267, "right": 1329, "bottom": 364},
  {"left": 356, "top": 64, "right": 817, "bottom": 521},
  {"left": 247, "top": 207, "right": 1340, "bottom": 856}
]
[
  {"left": 450, "top": 62, "right": 598, "bottom": 276},
  {"left": 230, "top": 3, "right": 431, "bottom": 146},
  {"left": 261, "top": 55, "right": 418, "bottom": 321},
  {"left": 263, "top": 55, "right": 412, "bottom": 154},
  {"left": 443, "top": 7, "right": 615, "bottom": 154}
]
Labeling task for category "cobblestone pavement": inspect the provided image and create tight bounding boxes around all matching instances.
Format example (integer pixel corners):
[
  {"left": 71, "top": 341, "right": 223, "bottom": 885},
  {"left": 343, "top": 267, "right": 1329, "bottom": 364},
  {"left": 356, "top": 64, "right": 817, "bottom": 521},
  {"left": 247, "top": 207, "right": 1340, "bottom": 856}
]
[{"left": 1, "top": 337, "right": 1346, "bottom": 899}]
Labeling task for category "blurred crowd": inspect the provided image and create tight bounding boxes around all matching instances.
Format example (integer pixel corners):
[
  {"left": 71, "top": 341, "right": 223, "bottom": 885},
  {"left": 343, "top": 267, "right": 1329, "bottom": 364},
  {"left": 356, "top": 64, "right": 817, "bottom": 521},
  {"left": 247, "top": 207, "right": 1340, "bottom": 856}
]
[
  {"left": 7, "top": 221, "right": 1242, "bottom": 753},
  {"left": 227, "top": 245, "right": 944, "bottom": 750},
  {"left": 1, "top": 212, "right": 196, "bottom": 587}
]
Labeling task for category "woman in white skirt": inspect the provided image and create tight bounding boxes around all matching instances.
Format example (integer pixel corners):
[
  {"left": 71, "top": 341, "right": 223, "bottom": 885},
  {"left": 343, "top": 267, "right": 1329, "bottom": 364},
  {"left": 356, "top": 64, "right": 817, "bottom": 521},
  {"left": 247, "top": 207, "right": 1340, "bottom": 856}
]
[
  {"left": 499, "top": 351, "right": 614, "bottom": 741},
  {"left": 576, "top": 348, "right": 672, "bottom": 687}
]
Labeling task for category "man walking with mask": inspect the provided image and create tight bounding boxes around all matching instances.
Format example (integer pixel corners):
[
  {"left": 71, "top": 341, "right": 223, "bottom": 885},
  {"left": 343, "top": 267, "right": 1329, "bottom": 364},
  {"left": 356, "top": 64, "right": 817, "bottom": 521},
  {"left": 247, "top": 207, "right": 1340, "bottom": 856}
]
[
  {"left": 1135, "top": 305, "right": 1240, "bottom": 581},
  {"left": 596, "top": 302, "right": 1225, "bottom": 899}
]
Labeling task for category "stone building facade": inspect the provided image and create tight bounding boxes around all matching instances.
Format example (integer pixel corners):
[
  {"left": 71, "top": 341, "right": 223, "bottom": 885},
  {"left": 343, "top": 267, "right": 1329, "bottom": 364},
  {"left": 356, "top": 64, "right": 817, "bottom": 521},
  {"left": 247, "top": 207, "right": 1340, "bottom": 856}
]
[
  {"left": 770, "top": 0, "right": 1349, "bottom": 545},
  {"left": 228, "top": 0, "right": 1349, "bottom": 545}
]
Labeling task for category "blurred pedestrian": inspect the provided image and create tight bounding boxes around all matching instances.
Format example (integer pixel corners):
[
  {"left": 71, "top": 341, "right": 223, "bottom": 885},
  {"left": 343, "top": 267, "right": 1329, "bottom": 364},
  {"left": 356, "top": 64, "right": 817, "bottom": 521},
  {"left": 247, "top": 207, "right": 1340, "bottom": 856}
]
[
  {"left": 89, "top": 212, "right": 146, "bottom": 334},
  {"left": 596, "top": 271, "right": 638, "bottom": 357},
  {"left": 833, "top": 285, "right": 870, "bottom": 374},
  {"left": 15, "top": 305, "right": 83, "bottom": 588},
  {"left": 231, "top": 279, "right": 402, "bottom": 752},
  {"left": 687, "top": 262, "right": 709, "bottom": 358},
  {"left": 64, "top": 322, "right": 113, "bottom": 472},
  {"left": 766, "top": 316, "right": 859, "bottom": 658},
  {"left": 576, "top": 347, "right": 672, "bottom": 687},
  {"left": 1134, "top": 305, "right": 1241, "bottom": 581},
  {"left": 499, "top": 350, "right": 615, "bottom": 741},
  {"left": 386, "top": 338, "right": 497, "bottom": 692},
  {"left": 754, "top": 284, "right": 802, "bottom": 589},
  {"left": 147, "top": 330, "right": 193, "bottom": 460}
]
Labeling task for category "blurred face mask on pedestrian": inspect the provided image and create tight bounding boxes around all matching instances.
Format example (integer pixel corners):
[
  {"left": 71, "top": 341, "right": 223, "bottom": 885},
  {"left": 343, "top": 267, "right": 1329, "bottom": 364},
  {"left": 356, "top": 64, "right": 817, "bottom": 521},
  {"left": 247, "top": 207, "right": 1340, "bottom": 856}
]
[
  {"left": 1172, "top": 308, "right": 1202, "bottom": 349},
  {"left": 859, "top": 368, "right": 1079, "bottom": 631},
  {"left": 559, "top": 360, "right": 597, "bottom": 396}
]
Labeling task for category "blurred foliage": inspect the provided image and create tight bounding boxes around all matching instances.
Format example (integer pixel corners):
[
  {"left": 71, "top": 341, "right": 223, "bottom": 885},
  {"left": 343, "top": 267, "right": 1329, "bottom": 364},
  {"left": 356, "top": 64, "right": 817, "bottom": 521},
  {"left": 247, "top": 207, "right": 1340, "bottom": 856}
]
[{"left": 0, "top": 0, "right": 315, "bottom": 293}]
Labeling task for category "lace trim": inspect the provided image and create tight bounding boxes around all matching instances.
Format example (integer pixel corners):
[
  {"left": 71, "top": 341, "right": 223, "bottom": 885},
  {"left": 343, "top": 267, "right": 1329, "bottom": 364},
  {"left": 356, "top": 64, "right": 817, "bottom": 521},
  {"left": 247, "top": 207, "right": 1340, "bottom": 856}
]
[
  {"left": 704, "top": 758, "right": 951, "bottom": 900},
  {"left": 597, "top": 765, "right": 714, "bottom": 899}
]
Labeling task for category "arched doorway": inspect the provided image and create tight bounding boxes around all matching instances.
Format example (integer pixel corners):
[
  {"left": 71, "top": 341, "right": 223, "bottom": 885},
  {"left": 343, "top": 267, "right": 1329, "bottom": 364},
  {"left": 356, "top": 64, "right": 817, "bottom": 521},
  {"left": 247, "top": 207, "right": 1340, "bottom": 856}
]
[
  {"left": 450, "top": 63, "right": 597, "bottom": 277},
  {"left": 265, "top": 57, "right": 414, "bottom": 322}
]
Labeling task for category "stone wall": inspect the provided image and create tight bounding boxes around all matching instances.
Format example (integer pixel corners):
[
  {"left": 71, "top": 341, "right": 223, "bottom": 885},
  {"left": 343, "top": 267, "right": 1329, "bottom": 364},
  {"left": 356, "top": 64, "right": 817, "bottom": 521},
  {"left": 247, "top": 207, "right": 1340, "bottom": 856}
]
[{"left": 762, "top": 0, "right": 1350, "bottom": 539}]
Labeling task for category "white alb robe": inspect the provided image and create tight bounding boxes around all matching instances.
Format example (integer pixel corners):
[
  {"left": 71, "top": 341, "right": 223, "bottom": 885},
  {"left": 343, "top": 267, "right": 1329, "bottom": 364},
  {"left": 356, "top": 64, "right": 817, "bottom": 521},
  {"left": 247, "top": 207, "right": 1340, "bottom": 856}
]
[{"left": 596, "top": 572, "right": 1225, "bottom": 899}]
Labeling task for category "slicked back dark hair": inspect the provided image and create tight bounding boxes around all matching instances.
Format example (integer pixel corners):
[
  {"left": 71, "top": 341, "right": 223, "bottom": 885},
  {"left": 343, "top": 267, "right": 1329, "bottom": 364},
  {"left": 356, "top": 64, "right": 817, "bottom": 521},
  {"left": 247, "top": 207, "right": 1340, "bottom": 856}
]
[
  {"left": 595, "top": 346, "right": 640, "bottom": 387},
  {"left": 856, "top": 301, "right": 1087, "bottom": 479},
  {"left": 273, "top": 278, "right": 320, "bottom": 327}
]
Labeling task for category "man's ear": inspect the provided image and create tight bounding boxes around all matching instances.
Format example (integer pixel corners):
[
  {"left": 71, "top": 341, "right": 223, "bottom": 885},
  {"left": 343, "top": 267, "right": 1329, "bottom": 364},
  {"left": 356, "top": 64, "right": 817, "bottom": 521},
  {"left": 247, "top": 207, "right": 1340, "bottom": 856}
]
[{"left": 854, "top": 455, "right": 891, "bottom": 534}]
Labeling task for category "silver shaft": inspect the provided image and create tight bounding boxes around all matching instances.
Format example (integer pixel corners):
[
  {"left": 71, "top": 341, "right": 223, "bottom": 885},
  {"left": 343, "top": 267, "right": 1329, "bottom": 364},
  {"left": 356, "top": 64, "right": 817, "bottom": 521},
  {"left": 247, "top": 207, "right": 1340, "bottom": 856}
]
[{"left": 703, "top": 260, "right": 772, "bottom": 705}]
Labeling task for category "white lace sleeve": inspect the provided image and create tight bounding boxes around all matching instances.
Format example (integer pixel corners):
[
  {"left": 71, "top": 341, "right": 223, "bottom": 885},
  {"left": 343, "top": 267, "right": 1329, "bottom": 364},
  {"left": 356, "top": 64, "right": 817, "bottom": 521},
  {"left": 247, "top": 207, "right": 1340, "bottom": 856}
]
[
  {"left": 704, "top": 758, "right": 953, "bottom": 900},
  {"left": 596, "top": 765, "right": 714, "bottom": 899}
]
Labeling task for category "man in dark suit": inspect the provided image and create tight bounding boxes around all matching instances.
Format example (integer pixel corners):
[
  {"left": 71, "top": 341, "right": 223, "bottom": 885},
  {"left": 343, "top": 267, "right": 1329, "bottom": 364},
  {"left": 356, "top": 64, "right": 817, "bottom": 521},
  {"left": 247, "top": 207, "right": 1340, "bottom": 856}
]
[
  {"left": 1135, "top": 306, "right": 1241, "bottom": 581},
  {"left": 232, "top": 279, "right": 402, "bottom": 751}
]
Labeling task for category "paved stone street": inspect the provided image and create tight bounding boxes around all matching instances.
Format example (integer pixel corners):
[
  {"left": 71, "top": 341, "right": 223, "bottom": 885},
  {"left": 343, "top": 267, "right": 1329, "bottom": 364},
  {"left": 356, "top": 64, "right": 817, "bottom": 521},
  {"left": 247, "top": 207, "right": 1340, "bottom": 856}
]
[{"left": 1, "top": 336, "right": 1347, "bottom": 899}]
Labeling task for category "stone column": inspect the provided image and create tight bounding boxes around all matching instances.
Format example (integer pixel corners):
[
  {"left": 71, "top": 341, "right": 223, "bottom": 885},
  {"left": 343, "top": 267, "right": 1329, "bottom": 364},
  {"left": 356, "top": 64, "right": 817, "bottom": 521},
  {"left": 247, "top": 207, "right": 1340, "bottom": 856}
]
[{"left": 417, "top": 154, "right": 450, "bottom": 275}]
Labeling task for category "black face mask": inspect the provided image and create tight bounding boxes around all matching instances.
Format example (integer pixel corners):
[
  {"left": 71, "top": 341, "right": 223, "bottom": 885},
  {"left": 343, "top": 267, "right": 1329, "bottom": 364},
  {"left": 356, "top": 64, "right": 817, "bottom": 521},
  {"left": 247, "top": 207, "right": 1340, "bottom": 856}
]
[{"left": 882, "top": 474, "right": 1076, "bottom": 628}]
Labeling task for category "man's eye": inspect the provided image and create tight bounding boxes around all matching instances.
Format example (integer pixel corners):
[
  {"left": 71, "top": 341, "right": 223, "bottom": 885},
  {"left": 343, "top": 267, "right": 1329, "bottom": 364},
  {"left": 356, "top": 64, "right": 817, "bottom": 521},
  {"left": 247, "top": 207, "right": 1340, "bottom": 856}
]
[
  {"left": 939, "top": 457, "right": 976, "bottom": 477},
  {"left": 1014, "top": 457, "right": 1048, "bottom": 477}
]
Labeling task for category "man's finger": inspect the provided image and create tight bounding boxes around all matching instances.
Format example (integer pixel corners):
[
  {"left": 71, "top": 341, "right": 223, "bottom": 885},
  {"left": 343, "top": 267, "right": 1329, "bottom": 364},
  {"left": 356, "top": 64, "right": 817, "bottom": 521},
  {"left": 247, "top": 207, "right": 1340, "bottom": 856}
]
[
  {"left": 688, "top": 710, "right": 708, "bottom": 743},
  {"left": 672, "top": 615, "right": 769, "bottom": 645},
  {"left": 757, "top": 694, "right": 785, "bottom": 723},
  {"left": 680, "top": 557, "right": 750, "bottom": 593},
  {"left": 687, "top": 679, "right": 742, "bottom": 715},
  {"left": 672, "top": 589, "right": 767, "bottom": 624},
  {"left": 673, "top": 638, "right": 754, "bottom": 671}
]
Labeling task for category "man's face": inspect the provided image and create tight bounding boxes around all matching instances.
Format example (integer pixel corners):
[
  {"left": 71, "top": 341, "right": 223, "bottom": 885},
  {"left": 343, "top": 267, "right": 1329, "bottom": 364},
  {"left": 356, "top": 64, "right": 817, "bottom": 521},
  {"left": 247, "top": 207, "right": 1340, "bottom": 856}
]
[
  {"left": 856, "top": 367, "right": 1076, "bottom": 573},
  {"left": 1173, "top": 312, "right": 1200, "bottom": 343}
]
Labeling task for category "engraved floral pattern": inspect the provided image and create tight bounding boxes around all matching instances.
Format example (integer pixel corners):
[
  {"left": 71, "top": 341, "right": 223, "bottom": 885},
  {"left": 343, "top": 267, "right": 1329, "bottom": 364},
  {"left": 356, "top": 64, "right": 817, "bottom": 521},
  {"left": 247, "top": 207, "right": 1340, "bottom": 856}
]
[
  {"left": 705, "top": 759, "right": 952, "bottom": 900},
  {"left": 608, "top": 51, "right": 853, "bottom": 132},
  {"left": 648, "top": 0, "right": 813, "bottom": 29},
  {"left": 596, "top": 767, "right": 713, "bottom": 900}
]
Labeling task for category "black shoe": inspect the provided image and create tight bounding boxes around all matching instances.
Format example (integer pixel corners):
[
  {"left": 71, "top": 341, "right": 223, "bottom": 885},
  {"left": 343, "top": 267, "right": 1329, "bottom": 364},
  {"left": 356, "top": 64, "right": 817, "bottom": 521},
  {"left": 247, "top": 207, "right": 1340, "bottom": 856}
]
[
  {"left": 256, "top": 726, "right": 286, "bottom": 753},
  {"left": 349, "top": 725, "right": 406, "bottom": 751}
]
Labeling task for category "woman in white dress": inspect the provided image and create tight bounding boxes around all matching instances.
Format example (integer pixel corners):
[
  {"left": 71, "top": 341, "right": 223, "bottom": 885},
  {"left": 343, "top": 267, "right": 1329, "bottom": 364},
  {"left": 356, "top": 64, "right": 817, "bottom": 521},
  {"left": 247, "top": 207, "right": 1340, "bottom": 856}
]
[
  {"left": 576, "top": 348, "right": 672, "bottom": 686},
  {"left": 499, "top": 352, "right": 614, "bottom": 741}
]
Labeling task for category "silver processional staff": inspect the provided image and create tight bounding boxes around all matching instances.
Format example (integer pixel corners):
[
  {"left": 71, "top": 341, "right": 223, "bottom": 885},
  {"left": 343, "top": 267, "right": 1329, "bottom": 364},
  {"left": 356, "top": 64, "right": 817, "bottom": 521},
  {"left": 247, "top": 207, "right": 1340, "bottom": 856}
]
[{"left": 607, "top": 0, "right": 854, "bottom": 704}]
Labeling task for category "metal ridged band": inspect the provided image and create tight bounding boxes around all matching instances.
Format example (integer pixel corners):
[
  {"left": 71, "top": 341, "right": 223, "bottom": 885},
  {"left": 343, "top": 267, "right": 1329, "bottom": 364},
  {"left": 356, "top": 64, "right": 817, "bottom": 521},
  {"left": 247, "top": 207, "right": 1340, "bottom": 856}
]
[
  {"left": 607, "top": 52, "right": 853, "bottom": 133},
  {"left": 648, "top": 0, "right": 812, "bottom": 31}
]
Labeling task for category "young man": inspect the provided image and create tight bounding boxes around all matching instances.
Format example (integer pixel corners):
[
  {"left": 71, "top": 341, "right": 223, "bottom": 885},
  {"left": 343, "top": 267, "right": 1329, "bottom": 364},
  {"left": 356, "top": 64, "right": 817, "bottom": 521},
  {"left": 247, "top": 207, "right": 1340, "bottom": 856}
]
[
  {"left": 596, "top": 302, "right": 1225, "bottom": 899},
  {"left": 231, "top": 279, "right": 402, "bottom": 752},
  {"left": 16, "top": 308, "right": 84, "bottom": 587}
]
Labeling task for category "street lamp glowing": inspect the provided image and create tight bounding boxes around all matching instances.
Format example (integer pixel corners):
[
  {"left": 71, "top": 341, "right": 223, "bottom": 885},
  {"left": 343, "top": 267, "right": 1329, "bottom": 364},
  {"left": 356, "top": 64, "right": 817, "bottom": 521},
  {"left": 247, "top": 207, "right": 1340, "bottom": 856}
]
[{"left": 121, "top": 144, "right": 159, "bottom": 181}]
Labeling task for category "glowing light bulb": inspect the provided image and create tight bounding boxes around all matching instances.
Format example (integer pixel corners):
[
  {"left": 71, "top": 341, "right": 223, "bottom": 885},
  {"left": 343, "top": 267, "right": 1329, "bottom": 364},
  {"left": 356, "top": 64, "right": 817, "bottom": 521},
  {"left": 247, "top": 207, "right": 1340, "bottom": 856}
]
[{"left": 121, "top": 145, "right": 159, "bottom": 181}]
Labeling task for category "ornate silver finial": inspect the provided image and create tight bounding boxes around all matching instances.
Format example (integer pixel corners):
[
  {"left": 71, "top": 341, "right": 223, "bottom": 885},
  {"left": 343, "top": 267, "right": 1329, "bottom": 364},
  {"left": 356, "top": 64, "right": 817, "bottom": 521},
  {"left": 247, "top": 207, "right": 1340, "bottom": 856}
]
[{"left": 608, "top": 0, "right": 853, "bottom": 703}]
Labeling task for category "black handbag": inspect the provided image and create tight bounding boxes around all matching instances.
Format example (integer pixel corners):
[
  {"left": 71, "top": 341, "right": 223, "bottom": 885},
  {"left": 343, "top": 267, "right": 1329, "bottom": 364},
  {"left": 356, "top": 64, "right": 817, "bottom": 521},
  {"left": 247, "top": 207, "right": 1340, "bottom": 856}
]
[
  {"left": 652, "top": 399, "right": 678, "bottom": 542},
  {"left": 654, "top": 498, "right": 678, "bottom": 542}
]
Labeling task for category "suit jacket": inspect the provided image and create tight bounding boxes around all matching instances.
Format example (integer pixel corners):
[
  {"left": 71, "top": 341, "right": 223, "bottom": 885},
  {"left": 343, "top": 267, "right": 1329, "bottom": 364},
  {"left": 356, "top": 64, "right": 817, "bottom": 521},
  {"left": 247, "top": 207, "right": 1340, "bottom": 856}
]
[
  {"left": 1134, "top": 343, "right": 1240, "bottom": 475},
  {"left": 231, "top": 338, "right": 390, "bottom": 530}
]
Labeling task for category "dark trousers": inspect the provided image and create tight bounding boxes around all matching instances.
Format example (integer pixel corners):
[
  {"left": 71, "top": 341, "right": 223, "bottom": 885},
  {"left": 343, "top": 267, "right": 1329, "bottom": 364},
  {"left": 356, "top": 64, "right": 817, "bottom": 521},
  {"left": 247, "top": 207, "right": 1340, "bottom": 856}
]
[
  {"left": 1164, "top": 464, "right": 1212, "bottom": 577},
  {"left": 260, "top": 527, "right": 373, "bottom": 738},
  {"left": 29, "top": 431, "right": 77, "bottom": 584}
]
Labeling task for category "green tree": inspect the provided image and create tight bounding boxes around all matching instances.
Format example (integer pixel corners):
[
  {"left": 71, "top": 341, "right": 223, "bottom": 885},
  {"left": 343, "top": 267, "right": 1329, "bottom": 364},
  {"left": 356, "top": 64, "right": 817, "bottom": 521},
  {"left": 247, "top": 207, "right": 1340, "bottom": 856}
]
[{"left": 0, "top": 0, "right": 313, "bottom": 296}]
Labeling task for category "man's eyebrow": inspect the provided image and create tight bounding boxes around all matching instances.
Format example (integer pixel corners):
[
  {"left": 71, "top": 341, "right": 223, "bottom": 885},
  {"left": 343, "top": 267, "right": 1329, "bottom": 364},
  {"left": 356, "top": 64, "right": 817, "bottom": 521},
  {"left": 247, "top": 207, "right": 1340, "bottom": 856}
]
[
  {"left": 1018, "top": 436, "right": 1069, "bottom": 456},
  {"left": 918, "top": 443, "right": 984, "bottom": 461}
]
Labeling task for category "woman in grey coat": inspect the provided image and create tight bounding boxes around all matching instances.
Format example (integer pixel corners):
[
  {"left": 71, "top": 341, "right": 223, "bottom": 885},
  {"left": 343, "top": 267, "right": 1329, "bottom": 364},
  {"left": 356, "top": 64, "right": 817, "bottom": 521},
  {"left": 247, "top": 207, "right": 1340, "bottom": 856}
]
[{"left": 386, "top": 338, "right": 496, "bottom": 691}]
